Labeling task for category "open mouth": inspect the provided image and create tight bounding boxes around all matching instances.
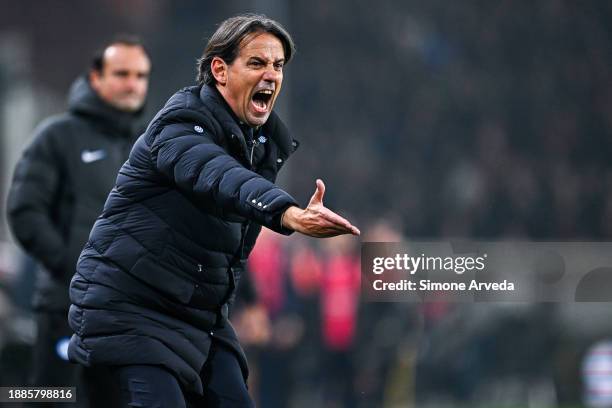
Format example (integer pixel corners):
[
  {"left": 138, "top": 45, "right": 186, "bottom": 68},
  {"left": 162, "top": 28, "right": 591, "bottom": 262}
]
[{"left": 251, "top": 89, "right": 273, "bottom": 113}]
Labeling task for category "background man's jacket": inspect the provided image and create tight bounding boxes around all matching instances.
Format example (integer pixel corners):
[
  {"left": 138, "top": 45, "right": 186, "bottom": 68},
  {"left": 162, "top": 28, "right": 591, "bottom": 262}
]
[
  {"left": 67, "top": 85, "right": 299, "bottom": 394},
  {"left": 7, "top": 76, "right": 143, "bottom": 311}
]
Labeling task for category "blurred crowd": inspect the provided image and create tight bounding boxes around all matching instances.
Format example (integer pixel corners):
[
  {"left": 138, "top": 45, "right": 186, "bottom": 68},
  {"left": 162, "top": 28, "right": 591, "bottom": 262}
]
[
  {"left": 234, "top": 224, "right": 418, "bottom": 408},
  {"left": 234, "top": 225, "right": 571, "bottom": 407},
  {"left": 1, "top": 0, "right": 612, "bottom": 407},
  {"left": 288, "top": 0, "right": 612, "bottom": 240},
  {"left": 241, "top": 1, "right": 612, "bottom": 406}
]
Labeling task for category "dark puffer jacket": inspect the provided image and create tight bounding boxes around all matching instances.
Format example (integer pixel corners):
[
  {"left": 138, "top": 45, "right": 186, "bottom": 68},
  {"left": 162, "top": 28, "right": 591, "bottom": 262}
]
[
  {"left": 67, "top": 85, "right": 299, "bottom": 394},
  {"left": 6, "top": 76, "right": 143, "bottom": 311}
]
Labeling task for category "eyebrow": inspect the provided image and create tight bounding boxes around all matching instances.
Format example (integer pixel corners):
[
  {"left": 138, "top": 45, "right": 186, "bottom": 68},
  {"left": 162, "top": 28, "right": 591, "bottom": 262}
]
[
  {"left": 248, "top": 56, "right": 285, "bottom": 64},
  {"left": 111, "top": 68, "right": 150, "bottom": 76}
]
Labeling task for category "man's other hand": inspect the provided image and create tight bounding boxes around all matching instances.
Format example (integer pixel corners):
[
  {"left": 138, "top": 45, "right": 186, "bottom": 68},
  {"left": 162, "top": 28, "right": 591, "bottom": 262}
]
[{"left": 281, "top": 179, "right": 360, "bottom": 237}]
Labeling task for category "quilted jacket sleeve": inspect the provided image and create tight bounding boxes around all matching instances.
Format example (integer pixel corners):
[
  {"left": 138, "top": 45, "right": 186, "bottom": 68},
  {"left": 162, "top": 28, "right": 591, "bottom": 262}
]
[
  {"left": 6, "top": 121, "right": 71, "bottom": 279},
  {"left": 150, "top": 122, "right": 297, "bottom": 234}
]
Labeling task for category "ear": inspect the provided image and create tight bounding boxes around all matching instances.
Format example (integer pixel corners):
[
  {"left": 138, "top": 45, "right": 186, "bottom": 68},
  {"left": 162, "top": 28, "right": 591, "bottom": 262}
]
[
  {"left": 211, "top": 57, "right": 228, "bottom": 85},
  {"left": 89, "top": 69, "right": 102, "bottom": 92}
]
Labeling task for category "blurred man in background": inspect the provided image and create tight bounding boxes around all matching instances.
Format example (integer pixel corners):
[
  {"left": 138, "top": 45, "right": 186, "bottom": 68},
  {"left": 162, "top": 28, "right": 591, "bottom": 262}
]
[{"left": 6, "top": 36, "right": 150, "bottom": 407}]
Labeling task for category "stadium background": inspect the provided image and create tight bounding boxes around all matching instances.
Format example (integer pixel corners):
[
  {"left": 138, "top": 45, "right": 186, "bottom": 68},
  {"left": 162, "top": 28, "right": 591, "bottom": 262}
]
[{"left": 1, "top": 1, "right": 612, "bottom": 406}]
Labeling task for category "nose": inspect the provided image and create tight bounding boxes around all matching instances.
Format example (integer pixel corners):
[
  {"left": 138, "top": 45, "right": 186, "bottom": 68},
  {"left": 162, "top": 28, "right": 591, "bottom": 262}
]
[
  {"left": 124, "top": 75, "right": 141, "bottom": 92},
  {"left": 262, "top": 65, "right": 281, "bottom": 82}
]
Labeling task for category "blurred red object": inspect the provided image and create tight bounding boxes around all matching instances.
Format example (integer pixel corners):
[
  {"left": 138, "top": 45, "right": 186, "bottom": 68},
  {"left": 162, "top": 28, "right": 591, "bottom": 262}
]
[
  {"left": 289, "top": 244, "right": 323, "bottom": 297},
  {"left": 248, "top": 230, "right": 285, "bottom": 317},
  {"left": 321, "top": 252, "right": 360, "bottom": 351}
]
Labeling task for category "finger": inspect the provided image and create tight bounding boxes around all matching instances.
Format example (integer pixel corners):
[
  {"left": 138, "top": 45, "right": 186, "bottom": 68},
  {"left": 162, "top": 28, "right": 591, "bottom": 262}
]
[
  {"left": 308, "top": 178, "right": 325, "bottom": 206},
  {"left": 316, "top": 179, "right": 325, "bottom": 196},
  {"left": 319, "top": 208, "right": 354, "bottom": 230},
  {"left": 321, "top": 222, "right": 357, "bottom": 238},
  {"left": 321, "top": 225, "right": 358, "bottom": 237},
  {"left": 324, "top": 215, "right": 360, "bottom": 236},
  {"left": 311, "top": 226, "right": 348, "bottom": 238}
]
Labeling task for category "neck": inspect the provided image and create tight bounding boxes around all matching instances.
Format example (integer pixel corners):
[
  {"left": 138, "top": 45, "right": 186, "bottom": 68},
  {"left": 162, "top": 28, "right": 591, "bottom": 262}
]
[{"left": 212, "top": 84, "right": 258, "bottom": 130}]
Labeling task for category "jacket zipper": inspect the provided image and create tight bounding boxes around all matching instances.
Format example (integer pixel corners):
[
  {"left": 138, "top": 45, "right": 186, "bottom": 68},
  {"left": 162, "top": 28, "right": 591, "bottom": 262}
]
[
  {"left": 240, "top": 222, "right": 250, "bottom": 259},
  {"left": 249, "top": 139, "right": 259, "bottom": 166}
]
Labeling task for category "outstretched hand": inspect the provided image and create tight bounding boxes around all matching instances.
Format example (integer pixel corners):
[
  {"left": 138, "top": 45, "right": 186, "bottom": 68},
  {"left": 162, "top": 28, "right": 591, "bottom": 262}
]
[{"left": 281, "top": 179, "right": 360, "bottom": 238}]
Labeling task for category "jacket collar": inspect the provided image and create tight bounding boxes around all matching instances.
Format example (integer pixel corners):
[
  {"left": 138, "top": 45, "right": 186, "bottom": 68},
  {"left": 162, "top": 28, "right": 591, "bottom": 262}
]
[
  {"left": 199, "top": 84, "right": 298, "bottom": 159},
  {"left": 68, "top": 75, "right": 144, "bottom": 138}
]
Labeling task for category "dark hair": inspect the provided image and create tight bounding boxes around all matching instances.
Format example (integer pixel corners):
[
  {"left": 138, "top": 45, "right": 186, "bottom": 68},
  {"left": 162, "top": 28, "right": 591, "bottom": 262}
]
[
  {"left": 91, "top": 34, "right": 150, "bottom": 73},
  {"left": 196, "top": 14, "right": 295, "bottom": 85}
]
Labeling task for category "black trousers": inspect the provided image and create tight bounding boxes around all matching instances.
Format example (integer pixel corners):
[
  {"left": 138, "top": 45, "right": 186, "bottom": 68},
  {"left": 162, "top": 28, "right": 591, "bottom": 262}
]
[
  {"left": 112, "top": 340, "right": 254, "bottom": 407},
  {"left": 28, "top": 311, "right": 120, "bottom": 408}
]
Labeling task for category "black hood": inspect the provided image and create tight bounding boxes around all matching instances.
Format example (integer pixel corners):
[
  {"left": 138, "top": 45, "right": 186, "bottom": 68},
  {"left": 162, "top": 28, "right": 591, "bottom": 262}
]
[{"left": 67, "top": 76, "right": 145, "bottom": 138}]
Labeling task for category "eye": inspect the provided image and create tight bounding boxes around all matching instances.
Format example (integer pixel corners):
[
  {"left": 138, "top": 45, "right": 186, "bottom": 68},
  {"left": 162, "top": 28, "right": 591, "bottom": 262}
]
[{"left": 274, "top": 62, "right": 284, "bottom": 71}]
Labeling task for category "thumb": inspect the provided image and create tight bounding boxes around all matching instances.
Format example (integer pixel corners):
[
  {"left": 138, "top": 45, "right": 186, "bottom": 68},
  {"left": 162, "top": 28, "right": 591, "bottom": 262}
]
[{"left": 308, "top": 178, "right": 325, "bottom": 206}]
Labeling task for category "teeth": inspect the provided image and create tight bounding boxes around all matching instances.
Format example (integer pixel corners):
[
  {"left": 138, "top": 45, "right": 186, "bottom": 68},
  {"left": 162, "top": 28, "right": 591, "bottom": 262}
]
[{"left": 258, "top": 90, "right": 273, "bottom": 95}]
